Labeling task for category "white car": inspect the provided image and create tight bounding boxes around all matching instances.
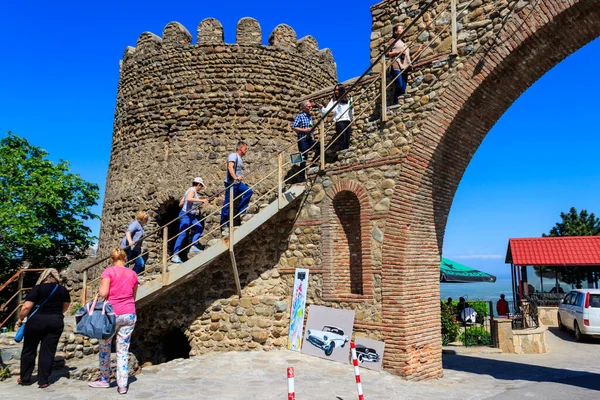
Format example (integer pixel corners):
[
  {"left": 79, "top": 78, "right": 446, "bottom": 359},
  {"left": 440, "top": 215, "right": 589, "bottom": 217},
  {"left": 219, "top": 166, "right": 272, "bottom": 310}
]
[
  {"left": 306, "top": 326, "right": 349, "bottom": 356},
  {"left": 557, "top": 289, "right": 600, "bottom": 341}
]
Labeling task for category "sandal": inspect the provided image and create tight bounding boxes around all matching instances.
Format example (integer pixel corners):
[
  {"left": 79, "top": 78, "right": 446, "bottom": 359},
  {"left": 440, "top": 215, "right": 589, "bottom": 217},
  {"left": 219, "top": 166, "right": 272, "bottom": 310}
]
[
  {"left": 17, "top": 378, "right": 33, "bottom": 386},
  {"left": 118, "top": 386, "right": 128, "bottom": 395},
  {"left": 39, "top": 383, "right": 50, "bottom": 389}
]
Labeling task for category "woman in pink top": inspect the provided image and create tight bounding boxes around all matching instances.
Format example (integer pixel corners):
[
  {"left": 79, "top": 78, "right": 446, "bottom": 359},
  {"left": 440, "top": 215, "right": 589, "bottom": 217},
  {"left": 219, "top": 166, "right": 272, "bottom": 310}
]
[{"left": 89, "top": 247, "right": 139, "bottom": 394}]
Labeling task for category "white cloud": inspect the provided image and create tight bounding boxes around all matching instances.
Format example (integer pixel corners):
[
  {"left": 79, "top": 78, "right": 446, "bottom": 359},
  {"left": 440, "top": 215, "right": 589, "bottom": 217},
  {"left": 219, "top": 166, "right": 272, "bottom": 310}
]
[{"left": 452, "top": 254, "right": 504, "bottom": 260}]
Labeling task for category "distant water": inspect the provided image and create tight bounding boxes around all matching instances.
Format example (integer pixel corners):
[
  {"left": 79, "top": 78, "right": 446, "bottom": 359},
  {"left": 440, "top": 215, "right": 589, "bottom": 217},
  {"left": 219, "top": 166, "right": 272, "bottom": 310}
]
[{"left": 440, "top": 278, "right": 515, "bottom": 316}]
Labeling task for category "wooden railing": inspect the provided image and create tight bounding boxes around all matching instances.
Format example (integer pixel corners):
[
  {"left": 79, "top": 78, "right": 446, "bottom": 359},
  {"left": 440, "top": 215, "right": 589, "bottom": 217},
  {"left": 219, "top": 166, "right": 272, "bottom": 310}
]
[{"left": 0, "top": 268, "right": 45, "bottom": 329}]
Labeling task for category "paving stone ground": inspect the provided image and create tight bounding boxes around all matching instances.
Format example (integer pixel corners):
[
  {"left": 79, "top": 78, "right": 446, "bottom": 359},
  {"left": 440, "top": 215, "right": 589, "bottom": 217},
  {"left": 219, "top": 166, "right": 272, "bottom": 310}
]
[{"left": 2, "top": 329, "right": 600, "bottom": 399}]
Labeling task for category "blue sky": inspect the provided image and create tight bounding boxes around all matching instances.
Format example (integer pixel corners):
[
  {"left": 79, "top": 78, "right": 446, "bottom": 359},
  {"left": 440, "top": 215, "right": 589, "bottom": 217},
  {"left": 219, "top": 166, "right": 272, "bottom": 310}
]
[{"left": 1, "top": 1, "right": 599, "bottom": 278}]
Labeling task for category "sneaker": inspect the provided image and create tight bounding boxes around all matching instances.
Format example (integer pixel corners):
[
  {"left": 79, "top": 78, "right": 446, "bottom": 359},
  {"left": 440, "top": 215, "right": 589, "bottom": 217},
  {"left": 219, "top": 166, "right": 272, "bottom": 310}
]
[
  {"left": 189, "top": 246, "right": 202, "bottom": 253},
  {"left": 89, "top": 379, "right": 110, "bottom": 388},
  {"left": 221, "top": 227, "right": 230, "bottom": 236},
  {"left": 171, "top": 256, "right": 182, "bottom": 263}
]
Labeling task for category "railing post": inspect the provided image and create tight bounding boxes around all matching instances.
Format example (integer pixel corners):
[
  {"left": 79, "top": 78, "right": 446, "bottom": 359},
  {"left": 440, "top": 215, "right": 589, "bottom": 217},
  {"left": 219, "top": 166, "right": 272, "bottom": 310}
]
[
  {"left": 228, "top": 185, "right": 242, "bottom": 296},
  {"left": 451, "top": 0, "right": 457, "bottom": 55},
  {"left": 278, "top": 153, "right": 283, "bottom": 209},
  {"left": 319, "top": 120, "right": 325, "bottom": 170},
  {"left": 162, "top": 226, "right": 168, "bottom": 284},
  {"left": 380, "top": 55, "right": 387, "bottom": 121},
  {"left": 81, "top": 270, "right": 87, "bottom": 305},
  {"left": 14, "top": 272, "right": 24, "bottom": 325}
]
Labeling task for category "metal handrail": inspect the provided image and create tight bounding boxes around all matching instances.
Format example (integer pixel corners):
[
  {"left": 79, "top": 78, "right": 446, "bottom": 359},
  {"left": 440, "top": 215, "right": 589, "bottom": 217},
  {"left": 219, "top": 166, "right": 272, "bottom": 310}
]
[{"left": 79, "top": 0, "right": 461, "bottom": 300}]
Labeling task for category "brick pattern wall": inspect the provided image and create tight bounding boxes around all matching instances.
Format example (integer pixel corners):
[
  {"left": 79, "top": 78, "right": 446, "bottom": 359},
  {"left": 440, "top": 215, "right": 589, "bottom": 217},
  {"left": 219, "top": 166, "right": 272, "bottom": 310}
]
[
  {"left": 321, "top": 180, "right": 376, "bottom": 302},
  {"left": 331, "top": 191, "right": 363, "bottom": 295},
  {"left": 371, "top": 0, "right": 600, "bottom": 380}
]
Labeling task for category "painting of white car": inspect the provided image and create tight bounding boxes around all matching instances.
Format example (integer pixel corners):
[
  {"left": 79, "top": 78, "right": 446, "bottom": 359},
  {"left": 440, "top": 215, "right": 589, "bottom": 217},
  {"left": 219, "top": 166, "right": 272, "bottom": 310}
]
[{"left": 306, "top": 325, "right": 349, "bottom": 356}]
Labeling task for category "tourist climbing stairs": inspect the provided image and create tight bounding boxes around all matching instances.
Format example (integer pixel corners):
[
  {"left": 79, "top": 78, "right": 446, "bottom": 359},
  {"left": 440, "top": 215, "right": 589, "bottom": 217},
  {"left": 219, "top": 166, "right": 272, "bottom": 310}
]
[{"left": 135, "top": 183, "right": 306, "bottom": 306}]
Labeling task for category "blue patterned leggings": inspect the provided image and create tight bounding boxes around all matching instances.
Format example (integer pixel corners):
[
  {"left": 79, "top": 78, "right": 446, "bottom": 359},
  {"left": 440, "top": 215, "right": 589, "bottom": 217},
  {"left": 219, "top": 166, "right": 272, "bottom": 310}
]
[{"left": 98, "top": 314, "right": 136, "bottom": 388}]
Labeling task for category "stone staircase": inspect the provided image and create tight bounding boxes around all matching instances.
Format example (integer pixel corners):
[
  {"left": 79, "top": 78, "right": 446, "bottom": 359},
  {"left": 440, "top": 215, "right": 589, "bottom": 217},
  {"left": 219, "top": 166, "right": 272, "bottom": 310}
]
[{"left": 136, "top": 183, "right": 306, "bottom": 306}]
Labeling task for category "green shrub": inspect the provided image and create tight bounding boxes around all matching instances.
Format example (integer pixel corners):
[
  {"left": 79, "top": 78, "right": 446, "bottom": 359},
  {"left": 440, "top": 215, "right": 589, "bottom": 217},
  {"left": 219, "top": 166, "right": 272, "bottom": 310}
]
[
  {"left": 0, "top": 366, "right": 11, "bottom": 381},
  {"left": 452, "top": 300, "right": 489, "bottom": 324},
  {"left": 452, "top": 300, "right": 489, "bottom": 316},
  {"left": 441, "top": 303, "right": 460, "bottom": 346},
  {"left": 459, "top": 326, "right": 491, "bottom": 346},
  {"left": 70, "top": 302, "right": 82, "bottom": 315}
]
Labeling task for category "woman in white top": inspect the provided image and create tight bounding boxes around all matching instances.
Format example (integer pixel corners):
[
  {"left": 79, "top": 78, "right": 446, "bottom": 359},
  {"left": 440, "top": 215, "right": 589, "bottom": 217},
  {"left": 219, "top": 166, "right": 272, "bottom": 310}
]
[
  {"left": 319, "top": 84, "right": 353, "bottom": 150},
  {"left": 387, "top": 25, "right": 422, "bottom": 105}
]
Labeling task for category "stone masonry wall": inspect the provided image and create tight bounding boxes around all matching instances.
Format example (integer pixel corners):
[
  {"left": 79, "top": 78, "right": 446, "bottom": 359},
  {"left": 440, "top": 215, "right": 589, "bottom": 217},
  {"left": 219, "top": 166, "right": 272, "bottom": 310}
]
[
  {"left": 133, "top": 183, "right": 388, "bottom": 363},
  {"left": 361, "top": 0, "right": 599, "bottom": 379},
  {"left": 96, "top": 18, "right": 337, "bottom": 276},
  {"left": 80, "top": 0, "right": 600, "bottom": 381},
  {"left": 296, "top": 0, "right": 599, "bottom": 379}
]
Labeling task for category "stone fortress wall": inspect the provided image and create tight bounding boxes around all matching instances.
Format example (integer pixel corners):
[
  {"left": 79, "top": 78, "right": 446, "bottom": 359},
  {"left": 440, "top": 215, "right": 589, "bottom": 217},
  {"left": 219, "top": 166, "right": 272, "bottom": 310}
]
[
  {"left": 84, "top": 0, "right": 600, "bottom": 380},
  {"left": 96, "top": 17, "right": 337, "bottom": 271}
]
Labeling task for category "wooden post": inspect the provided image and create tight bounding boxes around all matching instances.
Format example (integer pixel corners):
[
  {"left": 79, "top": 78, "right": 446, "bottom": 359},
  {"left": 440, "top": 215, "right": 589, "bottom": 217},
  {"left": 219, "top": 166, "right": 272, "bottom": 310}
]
[
  {"left": 229, "top": 250, "right": 242, "bottom": 297},
  {"left": 162, "top": 226, "right": 168, "bottom": 284},
  {"left": 14, "top": 272, "right": 24, "bottom": 325},
  {"left": 228, "top": 186, "right": 242, "bottom": 296},
  {"left": 278, "top": 152, "right": 283, "bottom": 209},
  {"left": 81, "top": 270, "right": 88, "bottom": 305},
  {"left": 451, "top": 0, "right": 457, "bottom": 55},
  {"left": 319, "top": 120, "right": 325, "bottom": 170},
  {"left": 380, "top": 55, "right": 387, "bottom": 121}
]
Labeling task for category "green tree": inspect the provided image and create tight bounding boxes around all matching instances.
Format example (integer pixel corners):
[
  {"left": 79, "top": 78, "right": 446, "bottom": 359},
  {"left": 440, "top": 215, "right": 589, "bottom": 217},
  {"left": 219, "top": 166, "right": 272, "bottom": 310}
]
[
  {"left": 541, "top": 207, "right": 600, "bottom": 286},
  {"left": 0, "top": 132, "right": 99, "bottom": 277},
  {"left": 543, "top": 207, "right": 600, "bottom": 237}
]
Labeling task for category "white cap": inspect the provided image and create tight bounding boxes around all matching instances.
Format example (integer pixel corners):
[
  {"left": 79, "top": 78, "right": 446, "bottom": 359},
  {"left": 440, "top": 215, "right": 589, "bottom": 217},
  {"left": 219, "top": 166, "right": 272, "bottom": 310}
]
[{"left": 193, "top": 177, "right": 205, "bottom": 187}]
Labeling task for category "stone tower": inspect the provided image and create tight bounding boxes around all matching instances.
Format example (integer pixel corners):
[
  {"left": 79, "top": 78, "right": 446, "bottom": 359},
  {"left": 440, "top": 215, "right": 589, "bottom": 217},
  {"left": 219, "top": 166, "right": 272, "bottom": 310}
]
[{"left": 97, "top": 18, "right": 337, "bottom": 261}]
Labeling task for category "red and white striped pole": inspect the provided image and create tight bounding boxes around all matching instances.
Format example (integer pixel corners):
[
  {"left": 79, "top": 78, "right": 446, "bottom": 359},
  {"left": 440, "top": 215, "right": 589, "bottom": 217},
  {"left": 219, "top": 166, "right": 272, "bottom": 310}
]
[
  {"left": 287, "top": 367, "right": 295, "bottom": 400},
  {"left": 350, "top": 342, "right": 365, "bottom": 400}
]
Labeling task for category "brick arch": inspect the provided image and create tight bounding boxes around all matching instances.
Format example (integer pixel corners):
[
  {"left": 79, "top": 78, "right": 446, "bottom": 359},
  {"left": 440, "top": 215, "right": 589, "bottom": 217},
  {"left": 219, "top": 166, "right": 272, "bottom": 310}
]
[
  {"left": 321, "top": 180, "right": 375, "bottom": 302},
  {"left": 381, "top": 0, "right": 600, "bottom": 379}
]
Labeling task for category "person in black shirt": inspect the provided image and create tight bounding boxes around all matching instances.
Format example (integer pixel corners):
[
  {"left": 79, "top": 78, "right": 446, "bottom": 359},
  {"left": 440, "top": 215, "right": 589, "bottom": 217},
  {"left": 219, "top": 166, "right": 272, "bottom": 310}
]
[{"left": 16, "top": 268, "right": 71, "bottom": 388}]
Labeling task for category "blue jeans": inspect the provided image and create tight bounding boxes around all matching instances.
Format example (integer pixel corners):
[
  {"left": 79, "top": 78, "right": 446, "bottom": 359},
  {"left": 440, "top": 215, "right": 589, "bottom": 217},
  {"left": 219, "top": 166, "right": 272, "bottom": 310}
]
[
  {"left": 220, "top": 182, "right": 253, "bottom": 227},
  {"left": 390, "top": 68, "right": 408, "bottom": 104},
  {"left": 297, "top": 135, "right": 321, "bottom": 180},
  {"left": 127, "top": 249, "right": 145, "bottom": 274},
  {"left": 173, "top": 211, "right": 204, "bottom": 255}
]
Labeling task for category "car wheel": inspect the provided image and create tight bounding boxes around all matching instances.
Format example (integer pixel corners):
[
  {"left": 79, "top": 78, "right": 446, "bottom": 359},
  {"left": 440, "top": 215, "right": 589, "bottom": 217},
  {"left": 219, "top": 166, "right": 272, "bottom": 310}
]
[
  {"left": 557, "top": 314, "right": 566, "bottom": 332},
  {"left": 574, "top": 321, "right": 584, "bottom": 342},
  {"left": 358, "top": 354, "right": 364, "bottom": 363},
  {"left": 325, "top": 342, "right": 335, "bottom": 356}
]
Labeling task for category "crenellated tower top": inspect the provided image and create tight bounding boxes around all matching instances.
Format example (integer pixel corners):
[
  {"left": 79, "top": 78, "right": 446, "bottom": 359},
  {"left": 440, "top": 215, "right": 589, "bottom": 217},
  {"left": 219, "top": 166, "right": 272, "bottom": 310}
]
[{"left": 99, "top": 17, "right": 337, "bottom": 259}]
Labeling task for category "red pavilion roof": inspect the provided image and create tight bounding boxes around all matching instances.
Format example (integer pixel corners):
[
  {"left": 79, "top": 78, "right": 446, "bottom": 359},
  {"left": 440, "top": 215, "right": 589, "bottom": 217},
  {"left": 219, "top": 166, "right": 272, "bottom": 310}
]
[{"left": 506, "top": 236, "right": 600, "bottom": 266}]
